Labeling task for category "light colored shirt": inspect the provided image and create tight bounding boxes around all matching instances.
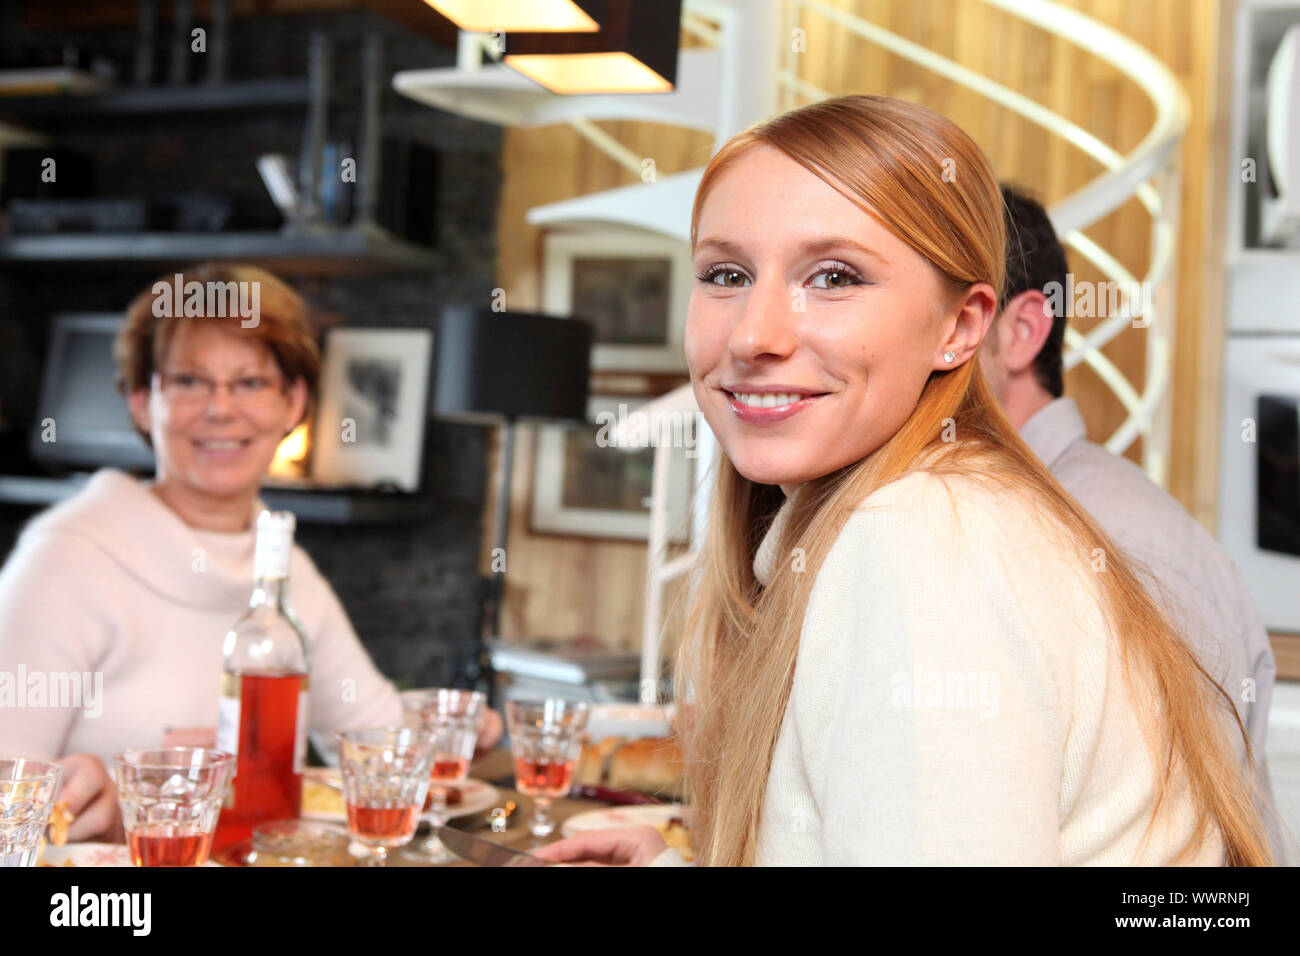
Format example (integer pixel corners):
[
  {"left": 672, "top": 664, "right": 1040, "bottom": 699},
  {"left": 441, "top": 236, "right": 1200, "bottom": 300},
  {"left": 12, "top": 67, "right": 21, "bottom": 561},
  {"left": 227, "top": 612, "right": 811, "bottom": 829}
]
[
  {"left": 1020, "top": 397, "right": 1285, "bottom": 862},
  {"left": 0, "top": 469, "right": 402, "bottom": 767},
  {"left": 657, "top": 463, "right": 1225, "bottom": 865}
]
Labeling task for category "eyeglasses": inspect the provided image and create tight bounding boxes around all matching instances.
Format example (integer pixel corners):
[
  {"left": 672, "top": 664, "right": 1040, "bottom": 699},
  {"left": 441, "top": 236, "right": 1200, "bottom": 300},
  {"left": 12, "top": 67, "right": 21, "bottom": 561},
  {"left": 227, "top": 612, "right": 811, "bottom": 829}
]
[{"left": 156, "top": 371, "right": 287, "bottom": 409}]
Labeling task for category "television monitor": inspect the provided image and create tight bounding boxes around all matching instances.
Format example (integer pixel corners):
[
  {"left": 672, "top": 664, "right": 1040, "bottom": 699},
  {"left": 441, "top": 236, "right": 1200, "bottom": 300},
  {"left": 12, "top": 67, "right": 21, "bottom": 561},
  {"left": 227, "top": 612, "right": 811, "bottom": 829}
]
[{"left": 30, "top": 313, "right": 156, "bottom": 473}]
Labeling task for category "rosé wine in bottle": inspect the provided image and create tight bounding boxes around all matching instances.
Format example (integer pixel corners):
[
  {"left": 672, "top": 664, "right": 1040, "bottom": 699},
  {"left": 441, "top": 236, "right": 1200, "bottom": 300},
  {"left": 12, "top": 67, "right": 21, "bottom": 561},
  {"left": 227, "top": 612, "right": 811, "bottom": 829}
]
[{"left": 213, "top": 511, "right": 310, "bottom": 851}]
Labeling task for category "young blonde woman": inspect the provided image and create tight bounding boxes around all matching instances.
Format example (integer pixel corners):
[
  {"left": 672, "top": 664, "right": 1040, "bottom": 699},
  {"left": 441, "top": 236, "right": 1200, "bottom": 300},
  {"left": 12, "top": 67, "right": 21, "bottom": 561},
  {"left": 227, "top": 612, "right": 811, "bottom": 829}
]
[{"left": 535, "top": 95, "right": 1273, "bottom": 867}]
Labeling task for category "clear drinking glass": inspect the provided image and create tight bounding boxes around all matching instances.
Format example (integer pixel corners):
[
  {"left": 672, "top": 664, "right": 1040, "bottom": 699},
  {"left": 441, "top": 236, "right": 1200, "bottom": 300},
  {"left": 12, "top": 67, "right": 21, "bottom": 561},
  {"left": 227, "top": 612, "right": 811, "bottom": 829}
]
[
  {"left": 399, "top": 688, "right": 486, "bottom": 863},
  {"left": 248, "top": 820, "right": 353, "bottom": 867},
  {"left": 113, "top": 748, "right": 234, "bottom": 867},
  {"left": 338, "top": 727, "right": 434, "bottom": 865},
  {"left": 0, "top": 758, "right": 64, "bottom": 867},
  {"left": 506, "top": 699, "right": 590, "bottom": 839}
]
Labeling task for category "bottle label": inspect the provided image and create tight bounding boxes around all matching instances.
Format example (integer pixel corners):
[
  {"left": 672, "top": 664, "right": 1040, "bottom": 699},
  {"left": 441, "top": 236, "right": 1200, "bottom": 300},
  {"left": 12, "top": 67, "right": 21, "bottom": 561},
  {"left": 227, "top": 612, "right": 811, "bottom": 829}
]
[
  {"left": 254, "top": 530, "right": 293, "bottom": 580},
  {"left": 216, "top": 672, "right": 241, "bottom": 808},
  {"left": 294, "top": 681, "right": 310, "bottom": 775}
]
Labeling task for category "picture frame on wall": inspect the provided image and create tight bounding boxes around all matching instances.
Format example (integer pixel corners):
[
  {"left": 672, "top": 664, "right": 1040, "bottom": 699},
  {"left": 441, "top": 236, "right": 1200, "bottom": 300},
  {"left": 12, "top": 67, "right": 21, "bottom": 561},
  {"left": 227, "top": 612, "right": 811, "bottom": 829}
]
[
  {"left": 311, "top": 327, "right": 433, "bottom": 492},
  {"left": 542, "top": 228, "right": 692, "bottom": 372},
  {"left": 530, "top": 394, "right": 694, "bottom": 542}
]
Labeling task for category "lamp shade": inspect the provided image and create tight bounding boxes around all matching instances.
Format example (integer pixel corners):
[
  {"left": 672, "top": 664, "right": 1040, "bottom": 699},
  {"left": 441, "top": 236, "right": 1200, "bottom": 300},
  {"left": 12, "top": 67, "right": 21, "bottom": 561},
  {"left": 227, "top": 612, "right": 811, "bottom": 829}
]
[
  {"left": 503, "top": 0, "right": 682, "bottom": 94},
  {"left": 423, "top": 0, "right": 603, "bottom": 33},
  {"left": 432, "top": 307, "right": 592, "bottom": 425}
]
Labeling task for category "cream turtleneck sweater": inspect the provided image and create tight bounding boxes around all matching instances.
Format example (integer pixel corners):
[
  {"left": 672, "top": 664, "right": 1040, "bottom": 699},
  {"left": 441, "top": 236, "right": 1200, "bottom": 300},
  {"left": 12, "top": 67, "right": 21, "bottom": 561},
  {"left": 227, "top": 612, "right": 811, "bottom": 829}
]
[
  {"left": 652, "top": 468, "right": 1226, "bottom": 865},
  {"left": 0, "top": 469, "right": 401, "bottom": 767}
]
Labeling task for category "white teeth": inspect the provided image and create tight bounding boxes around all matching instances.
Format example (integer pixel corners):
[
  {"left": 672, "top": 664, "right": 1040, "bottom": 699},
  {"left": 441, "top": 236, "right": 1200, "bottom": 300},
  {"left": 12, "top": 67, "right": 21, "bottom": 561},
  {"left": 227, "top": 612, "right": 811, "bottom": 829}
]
[
  {"left": 199, "top": 441, "right": 243, "bottom": 450},
  {"left": 732, "top": 392, "right": 802, "bottom": 408}
]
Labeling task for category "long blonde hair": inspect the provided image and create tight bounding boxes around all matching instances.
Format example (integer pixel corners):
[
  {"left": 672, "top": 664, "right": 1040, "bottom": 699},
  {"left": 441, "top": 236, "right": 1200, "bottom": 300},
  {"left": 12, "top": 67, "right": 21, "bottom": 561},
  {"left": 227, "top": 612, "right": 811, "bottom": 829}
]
[{"left": 676, "top": 95, "right": 1272, "bottom": 867}]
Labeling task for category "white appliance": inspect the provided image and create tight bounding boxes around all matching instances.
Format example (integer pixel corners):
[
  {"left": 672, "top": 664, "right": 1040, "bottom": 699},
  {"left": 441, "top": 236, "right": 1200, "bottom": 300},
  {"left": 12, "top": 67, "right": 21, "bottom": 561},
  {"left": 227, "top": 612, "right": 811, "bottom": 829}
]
[
  {"left": 1219, "top": 340, "right": 1300, "bottom": 630},
  {"left": 1220, "top": 1, "right": 1300, "bottom": 634},
  {"left": 1224, "top": 2, "right": 1300, "bottom": 865}
]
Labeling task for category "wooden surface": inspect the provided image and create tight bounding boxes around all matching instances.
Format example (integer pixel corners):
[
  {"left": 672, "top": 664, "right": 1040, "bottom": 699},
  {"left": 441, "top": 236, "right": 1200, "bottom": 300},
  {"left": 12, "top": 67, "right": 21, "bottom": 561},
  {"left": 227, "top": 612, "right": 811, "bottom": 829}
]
[
  {"left": 490, "top": 0, "right": 1230, "bottom": 650},
  {"left": 1272, "top": 633, "right": 1300, "bottom": 682},
  {"left": 487, "top": 102, "right": 712, "bottom": 649}
]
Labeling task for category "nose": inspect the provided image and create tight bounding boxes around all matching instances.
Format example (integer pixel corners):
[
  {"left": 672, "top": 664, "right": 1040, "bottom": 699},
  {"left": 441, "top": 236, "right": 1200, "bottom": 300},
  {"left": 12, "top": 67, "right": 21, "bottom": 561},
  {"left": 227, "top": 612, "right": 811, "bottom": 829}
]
[
  {"left": 202, "top": 382, "right": 238, "bottom": 420},
  {"left": 727, "top": 275, "right": 799, "bottom": 366}
]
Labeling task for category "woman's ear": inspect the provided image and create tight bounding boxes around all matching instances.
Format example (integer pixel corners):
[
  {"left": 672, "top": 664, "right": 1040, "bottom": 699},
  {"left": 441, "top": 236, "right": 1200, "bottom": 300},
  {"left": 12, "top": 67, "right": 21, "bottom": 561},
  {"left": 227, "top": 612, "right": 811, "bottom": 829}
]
[
  {"left": 284, "top": 377, "right": 309, "bottom": 435},
  {"left": 126, "top": 386, "right": 153, "bottom": 437},
  {"left": 937, "top": 281, "right": 998, "bottom": 370}
]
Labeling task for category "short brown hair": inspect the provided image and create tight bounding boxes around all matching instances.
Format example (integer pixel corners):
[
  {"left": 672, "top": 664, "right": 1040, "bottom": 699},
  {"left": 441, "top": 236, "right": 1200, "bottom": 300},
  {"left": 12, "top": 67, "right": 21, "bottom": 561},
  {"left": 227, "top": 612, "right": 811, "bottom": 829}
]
[{"left": 115, "top": 262, "right": 321, "bottom": 443}]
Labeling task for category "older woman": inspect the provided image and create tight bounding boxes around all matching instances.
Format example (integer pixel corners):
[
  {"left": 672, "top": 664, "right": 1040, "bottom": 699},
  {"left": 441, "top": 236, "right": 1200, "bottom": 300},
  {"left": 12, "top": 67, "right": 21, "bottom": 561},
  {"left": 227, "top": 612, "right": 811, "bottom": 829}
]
[{"left": 0, "top": 263, "right": 500, "bottom": 840}]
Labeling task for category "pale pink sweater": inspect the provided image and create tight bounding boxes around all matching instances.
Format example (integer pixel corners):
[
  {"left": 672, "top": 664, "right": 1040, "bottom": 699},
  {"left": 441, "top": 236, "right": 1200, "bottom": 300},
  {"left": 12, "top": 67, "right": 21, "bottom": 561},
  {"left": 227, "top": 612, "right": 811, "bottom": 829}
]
[{"left": 0, "top": 469, "right": 401, "bottom": 766}]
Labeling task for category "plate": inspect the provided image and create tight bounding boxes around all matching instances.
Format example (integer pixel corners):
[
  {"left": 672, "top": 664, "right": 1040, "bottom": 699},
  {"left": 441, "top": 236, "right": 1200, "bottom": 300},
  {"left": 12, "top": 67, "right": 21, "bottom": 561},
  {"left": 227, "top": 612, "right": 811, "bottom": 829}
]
[
  {"left": 38, "top": 843, "right": 221, "bottom": 867},
  {"left": 301, "top": 768, "right": 500, "bottom": 823},
  {"left": 560, "top": 804, "right": 685, "bottom": 836}
]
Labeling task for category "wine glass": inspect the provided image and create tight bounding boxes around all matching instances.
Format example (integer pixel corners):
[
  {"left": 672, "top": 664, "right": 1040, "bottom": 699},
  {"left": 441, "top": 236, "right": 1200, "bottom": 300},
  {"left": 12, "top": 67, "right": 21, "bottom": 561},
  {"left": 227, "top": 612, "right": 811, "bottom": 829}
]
[
  {"left": 0, "top": 758, "right": 64, "bottom": 867},
  {"left": 337, "top": 727, "right": 434, "bottom": 866},
  {"left": 113, "top": 748, "right": 234, "bottom": 867},
  {"left": 506, "top": 699, "right": 590, "bottom": 840},
  {"left": 398, "top": 688, "right": 485, "bottom": 863}
]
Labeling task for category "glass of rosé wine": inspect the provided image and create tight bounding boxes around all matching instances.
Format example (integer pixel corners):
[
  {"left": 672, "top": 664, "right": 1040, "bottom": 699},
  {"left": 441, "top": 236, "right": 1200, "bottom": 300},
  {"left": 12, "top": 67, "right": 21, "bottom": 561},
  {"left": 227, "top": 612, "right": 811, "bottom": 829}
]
[
  {"left": 506, "top": 699, "right": 590, "bottom": 839},
  {"left": 112, "top": 748, "right": 234, "bottom": 867},
  {"left": 398, "top": 688, "right": 486, "bottom": 863},
  {"left": 337, "top": 727, "right": 435, "bottom": 865}
]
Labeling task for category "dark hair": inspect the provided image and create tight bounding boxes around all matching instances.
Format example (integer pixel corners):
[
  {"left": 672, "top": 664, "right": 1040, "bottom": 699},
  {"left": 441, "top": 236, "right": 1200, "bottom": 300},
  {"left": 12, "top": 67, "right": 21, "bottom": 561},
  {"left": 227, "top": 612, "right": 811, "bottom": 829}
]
[{"left": 999, "top": 184, "right": 1069, "bottom": 398}]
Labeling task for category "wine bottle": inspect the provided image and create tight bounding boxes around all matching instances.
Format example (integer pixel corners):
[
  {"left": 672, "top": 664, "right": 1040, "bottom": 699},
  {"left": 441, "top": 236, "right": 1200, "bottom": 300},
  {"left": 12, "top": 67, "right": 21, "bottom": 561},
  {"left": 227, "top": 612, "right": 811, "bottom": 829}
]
[{"left": 213, "top": 510, "right": 310, "bottom": 850}]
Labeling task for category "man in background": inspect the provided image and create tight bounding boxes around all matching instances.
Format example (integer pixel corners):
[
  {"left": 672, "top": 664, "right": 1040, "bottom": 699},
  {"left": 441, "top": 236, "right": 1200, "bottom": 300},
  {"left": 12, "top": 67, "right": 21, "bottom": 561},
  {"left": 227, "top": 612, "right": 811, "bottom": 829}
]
[{"left": 980, "top": 185, "right": 1289, "bottom": 864}]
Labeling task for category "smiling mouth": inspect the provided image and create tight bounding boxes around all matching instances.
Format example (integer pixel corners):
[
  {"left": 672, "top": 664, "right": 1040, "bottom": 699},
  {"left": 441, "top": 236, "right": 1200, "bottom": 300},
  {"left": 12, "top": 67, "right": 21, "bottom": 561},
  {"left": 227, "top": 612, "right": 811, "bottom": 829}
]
[
  {"left": 725, "top": 390, "right": 826, "bottom": 408},
  {"left": 194, "top": 439, "right": 252, "bottom": 452}
]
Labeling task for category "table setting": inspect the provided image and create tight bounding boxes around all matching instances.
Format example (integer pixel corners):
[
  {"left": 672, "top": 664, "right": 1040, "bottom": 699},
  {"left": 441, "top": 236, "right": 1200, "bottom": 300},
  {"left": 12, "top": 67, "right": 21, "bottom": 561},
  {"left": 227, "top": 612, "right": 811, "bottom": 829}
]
[{"left": 4, "top": 696, "right": 686, "bottom": 868}]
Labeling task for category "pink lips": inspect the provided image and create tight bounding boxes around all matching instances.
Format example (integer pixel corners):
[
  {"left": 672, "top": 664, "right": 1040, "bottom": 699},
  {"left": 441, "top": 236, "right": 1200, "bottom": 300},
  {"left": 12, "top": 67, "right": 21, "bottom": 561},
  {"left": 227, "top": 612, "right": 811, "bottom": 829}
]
[{"left": 722, "top": 387, "right": 826, "bottom": 426}]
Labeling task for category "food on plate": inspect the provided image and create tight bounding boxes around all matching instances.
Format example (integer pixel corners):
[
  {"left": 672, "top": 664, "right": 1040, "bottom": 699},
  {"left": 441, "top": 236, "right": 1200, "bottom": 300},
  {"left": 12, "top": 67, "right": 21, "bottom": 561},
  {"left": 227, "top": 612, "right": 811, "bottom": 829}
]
[
  {"left": 32, "top": 801, "right": 75, "bottom": 866},
  {"left": 654, "top": 815, "right": 694, "bottom": 862},
  {"left": 575, "top": 736, "right": 684, "bottom": 800},
  {"left": 47, "top": 800, "right": 73, "bottom": 846}
]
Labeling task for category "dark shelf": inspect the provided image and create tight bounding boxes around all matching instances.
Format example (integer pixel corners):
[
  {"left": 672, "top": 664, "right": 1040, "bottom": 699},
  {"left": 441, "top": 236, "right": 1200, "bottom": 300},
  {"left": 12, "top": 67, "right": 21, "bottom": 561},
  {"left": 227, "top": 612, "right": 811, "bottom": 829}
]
[
  {"left": 0, "top": 79, "right": 312, "bottom": 121},
  {"left": 0, "top": 475, "right": 432, "bottom": 525},
  {"left": 0, "top": 228, "right": 440, "bottom": 276}
]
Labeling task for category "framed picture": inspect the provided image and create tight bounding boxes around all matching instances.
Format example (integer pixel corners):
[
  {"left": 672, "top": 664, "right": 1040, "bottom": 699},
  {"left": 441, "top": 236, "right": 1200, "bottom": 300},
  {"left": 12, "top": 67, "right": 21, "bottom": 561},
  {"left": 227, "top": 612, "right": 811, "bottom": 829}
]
[
  {"left": 542, "top": 228, "right": 692, "bottom": 372},
  {"left": 531, "top": 395, "right": 694, "bottom": 542},
  {"left": 311, "top": 328, "right": 433, "bottom": 492}
]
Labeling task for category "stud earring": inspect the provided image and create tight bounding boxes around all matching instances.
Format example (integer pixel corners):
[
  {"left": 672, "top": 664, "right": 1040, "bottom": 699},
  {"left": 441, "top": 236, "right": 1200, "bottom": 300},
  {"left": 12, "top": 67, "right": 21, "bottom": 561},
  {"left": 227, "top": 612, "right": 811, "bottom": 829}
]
[{"left": 943, "top": 351, "right": 956, "bottom": 363}]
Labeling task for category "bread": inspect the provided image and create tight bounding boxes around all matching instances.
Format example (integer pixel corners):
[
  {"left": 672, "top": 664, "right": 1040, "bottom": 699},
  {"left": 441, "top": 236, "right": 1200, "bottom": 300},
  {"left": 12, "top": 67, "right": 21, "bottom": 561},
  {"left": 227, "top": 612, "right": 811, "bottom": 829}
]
[{"left": 576, "top": 736, "right": 684, "bottom": 800}]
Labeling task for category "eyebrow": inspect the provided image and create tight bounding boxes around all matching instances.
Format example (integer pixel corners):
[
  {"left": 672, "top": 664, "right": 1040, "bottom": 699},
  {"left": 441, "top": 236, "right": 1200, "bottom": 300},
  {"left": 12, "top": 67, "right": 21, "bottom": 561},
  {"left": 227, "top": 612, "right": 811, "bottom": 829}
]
[{"left": 694, "top": 236, "right": 890, "bottom": 266}]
